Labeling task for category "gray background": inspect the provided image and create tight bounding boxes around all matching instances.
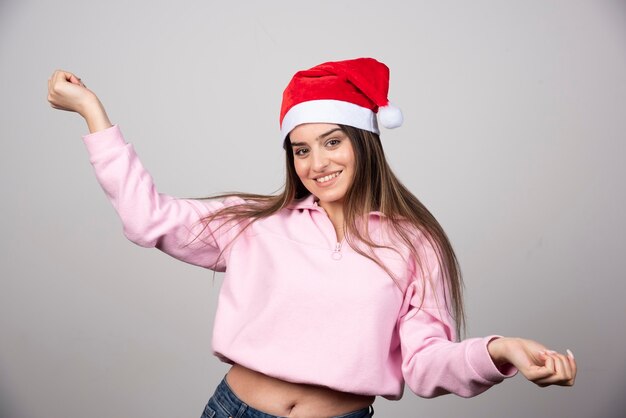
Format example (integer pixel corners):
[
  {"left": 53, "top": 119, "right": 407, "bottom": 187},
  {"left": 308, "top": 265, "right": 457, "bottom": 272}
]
[{"left": 1, "top": 0, "right": 625, "bottom": 417}]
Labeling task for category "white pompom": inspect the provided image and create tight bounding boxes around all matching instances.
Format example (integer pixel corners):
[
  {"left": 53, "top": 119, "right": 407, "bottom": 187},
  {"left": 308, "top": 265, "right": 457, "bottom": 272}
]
[{"left": 377, "top": 103, "right": 403, "bottom": 129}]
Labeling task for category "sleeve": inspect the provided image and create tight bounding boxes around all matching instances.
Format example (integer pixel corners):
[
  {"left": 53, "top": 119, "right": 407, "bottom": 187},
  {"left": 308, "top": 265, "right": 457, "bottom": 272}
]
[
  {"left": 398, "top": 241, "right": 517, "bottom": 398},
  {"left": 82, "top": 124, "right": 242, "bottom": 271}
]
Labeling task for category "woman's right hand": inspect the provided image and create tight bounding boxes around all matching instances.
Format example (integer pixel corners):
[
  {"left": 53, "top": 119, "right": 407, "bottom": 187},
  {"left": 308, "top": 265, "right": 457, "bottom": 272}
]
[
  {"left": 47, "top": 69, "right": 96, "bottom": 115},
  {"left": 48, "top": 69, "right": 112, "bottom": 133}
]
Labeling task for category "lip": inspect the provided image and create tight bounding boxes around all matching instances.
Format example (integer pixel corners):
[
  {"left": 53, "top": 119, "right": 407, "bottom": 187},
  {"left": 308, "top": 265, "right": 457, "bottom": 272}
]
[
  {"left": 313, "top": 170, "right": 342, "bottom": 181},
  {"left": 313, "top": 170, "right": 342, "bottom": 188}
]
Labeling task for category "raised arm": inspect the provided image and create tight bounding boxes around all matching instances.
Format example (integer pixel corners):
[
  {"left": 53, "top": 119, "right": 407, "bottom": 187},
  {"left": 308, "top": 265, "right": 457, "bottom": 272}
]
[
  {"left": 47, "top": 69, "right": 112, "bottom": 134},
  {"left": 47, "top": 70, "right": 242, "bottom": 270}
]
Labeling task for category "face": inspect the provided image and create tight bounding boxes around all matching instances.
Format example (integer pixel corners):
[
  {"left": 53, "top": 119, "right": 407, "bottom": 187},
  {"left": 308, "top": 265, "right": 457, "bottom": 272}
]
[{"left": 289, "top": 123, "right": 355, "bottom": 210}]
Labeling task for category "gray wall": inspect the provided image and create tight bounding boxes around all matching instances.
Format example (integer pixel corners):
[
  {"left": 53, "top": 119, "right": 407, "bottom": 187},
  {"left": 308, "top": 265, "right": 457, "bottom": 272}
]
[{"left": 1, "top": 0, "right": 625, "bottom": 417}]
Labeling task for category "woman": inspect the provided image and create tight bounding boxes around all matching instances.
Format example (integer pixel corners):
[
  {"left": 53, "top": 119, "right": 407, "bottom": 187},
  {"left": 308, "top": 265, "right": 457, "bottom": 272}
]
[{"left": 47, "top": 58, "right": 576, "bottom": 418}]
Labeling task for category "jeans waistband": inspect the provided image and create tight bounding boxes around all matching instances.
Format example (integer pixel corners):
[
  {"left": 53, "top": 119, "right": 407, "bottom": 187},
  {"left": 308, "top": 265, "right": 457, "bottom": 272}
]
[{"left": 213, "top": 374, "right": 374, "bottom": 418}]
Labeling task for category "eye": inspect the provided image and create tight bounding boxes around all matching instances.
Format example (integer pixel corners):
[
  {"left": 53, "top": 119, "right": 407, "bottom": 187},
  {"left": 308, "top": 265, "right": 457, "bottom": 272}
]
[
  {"left": 294, "top": 147, "right": 309, "bottom": 156},
  {"left": 326, "top": 138, "right": 341, "bottom": 147}
]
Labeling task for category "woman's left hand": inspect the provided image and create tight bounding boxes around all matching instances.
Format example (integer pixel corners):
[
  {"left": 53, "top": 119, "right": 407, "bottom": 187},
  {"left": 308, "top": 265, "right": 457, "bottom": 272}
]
[{"left": 487, "top": 337, "right": 577, "bottom": 387}]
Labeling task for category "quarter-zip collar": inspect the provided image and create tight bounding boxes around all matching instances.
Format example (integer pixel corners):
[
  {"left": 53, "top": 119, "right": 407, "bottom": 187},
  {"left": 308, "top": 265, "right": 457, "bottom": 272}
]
[
  {"left": 286, "top": 194, "right": 386, "bottom": 218},
  {"left": 285, "top": 194, "right": 321, "bottom": 211}
]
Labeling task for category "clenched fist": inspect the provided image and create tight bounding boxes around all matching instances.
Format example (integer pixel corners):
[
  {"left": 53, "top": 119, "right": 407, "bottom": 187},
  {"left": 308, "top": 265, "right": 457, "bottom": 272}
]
[
  {"left": 47, "top": 70, "right": 95, "bottom": 114},
  {"left": 48, "top": 69, "right": 112, "bottom": 133}
]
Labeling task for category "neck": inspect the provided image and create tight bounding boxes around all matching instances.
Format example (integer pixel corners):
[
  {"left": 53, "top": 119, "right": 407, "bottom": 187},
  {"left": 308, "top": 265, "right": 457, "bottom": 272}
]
[{"left": 318, "top": 200, "right": 345, "bottom": 242}]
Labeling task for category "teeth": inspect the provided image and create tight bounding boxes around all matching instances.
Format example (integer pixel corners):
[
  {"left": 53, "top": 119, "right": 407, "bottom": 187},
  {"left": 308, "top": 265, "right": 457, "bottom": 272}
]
[{"left": 316, "top": 171, "right": 341, "bottom": 183}]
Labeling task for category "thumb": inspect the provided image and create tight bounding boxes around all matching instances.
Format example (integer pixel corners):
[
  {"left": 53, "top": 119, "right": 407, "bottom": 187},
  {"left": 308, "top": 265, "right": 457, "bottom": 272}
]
[{"left": 68, "top": 74, "right": 81, "bottom": 85}]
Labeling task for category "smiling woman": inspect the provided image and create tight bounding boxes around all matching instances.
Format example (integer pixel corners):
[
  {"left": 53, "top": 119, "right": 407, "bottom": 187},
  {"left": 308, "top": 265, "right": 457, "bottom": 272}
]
[
  {"left": 289, "top": 124, "right": 355, "bottom": 233},
  {"left": 48, "top": 57, "right": 576, "bottom": 418}
]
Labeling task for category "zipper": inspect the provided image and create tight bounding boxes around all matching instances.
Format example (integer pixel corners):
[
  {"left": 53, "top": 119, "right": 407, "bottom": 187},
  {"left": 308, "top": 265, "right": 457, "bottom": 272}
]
[
  {"left": 311, "top": 200, "right": 344, "bottom": 260},
  {"left": 332, "top": 241, "right": 342, "bottom": 260}
]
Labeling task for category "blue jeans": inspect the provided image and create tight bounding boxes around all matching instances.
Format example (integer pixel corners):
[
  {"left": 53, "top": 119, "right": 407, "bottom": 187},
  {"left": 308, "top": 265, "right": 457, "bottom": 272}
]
[{"left": 201, "top": 375, "right": 375, "bottom": 418}]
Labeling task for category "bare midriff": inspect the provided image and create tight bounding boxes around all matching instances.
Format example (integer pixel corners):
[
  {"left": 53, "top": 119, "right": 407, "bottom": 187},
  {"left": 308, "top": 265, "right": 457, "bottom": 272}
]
[{"left": 225, "top": 363, "right": 376, "bottom": 418}]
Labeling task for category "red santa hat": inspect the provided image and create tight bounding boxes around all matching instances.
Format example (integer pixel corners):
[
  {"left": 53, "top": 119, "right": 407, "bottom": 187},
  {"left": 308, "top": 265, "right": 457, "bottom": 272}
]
[{"left": 280, "top": 57, "right": 403, "bottom": 139}]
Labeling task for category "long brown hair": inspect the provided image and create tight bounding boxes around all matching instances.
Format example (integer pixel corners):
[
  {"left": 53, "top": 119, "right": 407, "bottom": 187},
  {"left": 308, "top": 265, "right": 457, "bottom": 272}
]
[{"left": 193, "top": 125, "right": 465, "bottom": 338}]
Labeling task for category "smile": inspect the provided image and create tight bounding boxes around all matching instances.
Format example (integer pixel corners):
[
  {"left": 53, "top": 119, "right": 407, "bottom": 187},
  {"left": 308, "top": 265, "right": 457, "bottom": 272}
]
[{"left": 315, "top": 171, "right": 342, "bottom": 183}]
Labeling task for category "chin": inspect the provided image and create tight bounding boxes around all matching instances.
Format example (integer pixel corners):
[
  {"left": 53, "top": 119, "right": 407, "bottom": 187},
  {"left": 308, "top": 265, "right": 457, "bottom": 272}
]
[{"left": 315, "top": 192, "right": 347, "bottom": 205}]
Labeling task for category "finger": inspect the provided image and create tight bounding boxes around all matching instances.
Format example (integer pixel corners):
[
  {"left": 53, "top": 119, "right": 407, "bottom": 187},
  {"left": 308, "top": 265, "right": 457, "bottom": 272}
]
[
  {"left": 552, "top": 353, "right": 572, "bottom": 381},
  {"left": 561, "top": 353, "right": 574, "bottom": 381},
  {"left": 523, "top": 353, "right": 556, "bottom": 381},
  {"left": 531, "top": 355, "right": 559, "bottom": 386},
  {"left": 567, "top": 349, "right": 577, "bottom": 384},
  {"left": 48, "top": 75, "right": 56, "bottom": 92},
  {"left": 52, "top": 69, "right": 74, "bottom": 86},
  {"left": 541, "top": 352, "right": 575, "bottom": 386},
  {"left": 51, "top": 71, "right": 65, "bottom": 89},
  {"left": 52, "top": 69, "right": 64, "bottom": 84},
  {"left": 63, "top": 71, "right": 86, "bottom": 88},
  {"left": 63, "top": 71, "right": 77, "bottom": 83},
  {"left": 524, "top": 367, "right": 554, "bottom": 383},
  {"left": 534, "top": 374, "right": 563, "bottom": 387},
  {"left": 524, "top": 365, "right": 554, "bottom": 382},
  {"left": 540, "top": 351, "right": 556, "bottom": 374},
  {"left": 524, "top": 352, "right": 558, "bottom": 382},
  {"left": 534, "top": 370, "right": 575, "bottom": 387}
]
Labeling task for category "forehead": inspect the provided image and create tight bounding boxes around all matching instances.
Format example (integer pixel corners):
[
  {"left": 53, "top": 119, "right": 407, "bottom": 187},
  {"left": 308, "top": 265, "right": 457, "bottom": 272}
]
[{"left": 289, "top": 123, "right": 342, "bottom": 143}]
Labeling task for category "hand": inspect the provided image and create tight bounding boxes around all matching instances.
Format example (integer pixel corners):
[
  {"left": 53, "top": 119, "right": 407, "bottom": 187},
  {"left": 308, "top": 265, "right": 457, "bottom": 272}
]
[
  {"left": 47, "top": 69, "right": 98, "bottom": 116},
  {"left": 488, "top": 337, "right": 576, "bottom": 387},
  {"left": 48, "top": 69, "right": 112, "bottom": 133}
]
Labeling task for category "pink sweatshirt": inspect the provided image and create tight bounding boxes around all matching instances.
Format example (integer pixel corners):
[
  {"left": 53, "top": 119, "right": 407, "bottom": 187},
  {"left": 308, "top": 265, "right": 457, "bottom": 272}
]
[{"left": 83, "top": 125, "right": 516, "bottom": 400}]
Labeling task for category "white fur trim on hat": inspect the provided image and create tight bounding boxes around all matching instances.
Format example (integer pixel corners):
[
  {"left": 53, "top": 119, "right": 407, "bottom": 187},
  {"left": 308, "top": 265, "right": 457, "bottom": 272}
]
[
  {"left": 281, "top": 99, "right": 379, "bottom": 139},
  {"left": 377, "top": 103, "right": 403, "bottom": 129}
]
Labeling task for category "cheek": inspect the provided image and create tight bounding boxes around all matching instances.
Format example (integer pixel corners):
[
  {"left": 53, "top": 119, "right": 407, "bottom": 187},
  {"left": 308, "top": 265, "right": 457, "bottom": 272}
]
[
  {"left": 339, "top": 149, "right": 356, "bottom": 170},
  {"left": 338, "top": 141, "right": 356, "bottom": 167}
]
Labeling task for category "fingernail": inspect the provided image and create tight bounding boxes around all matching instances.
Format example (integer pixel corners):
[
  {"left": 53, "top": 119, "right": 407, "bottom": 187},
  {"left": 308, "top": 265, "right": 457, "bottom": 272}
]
[
  {"left": 566, "top": 349, "right": 575, "bottom": 359},
  {"left": 547, "top": 350, "right": 557, "bottom": 355}
]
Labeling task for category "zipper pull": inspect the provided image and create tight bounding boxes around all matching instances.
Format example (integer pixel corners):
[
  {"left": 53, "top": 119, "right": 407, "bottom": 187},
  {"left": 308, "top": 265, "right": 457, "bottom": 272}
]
[{"left": 331, "top": 242, "right": 342, "bottom": 260}]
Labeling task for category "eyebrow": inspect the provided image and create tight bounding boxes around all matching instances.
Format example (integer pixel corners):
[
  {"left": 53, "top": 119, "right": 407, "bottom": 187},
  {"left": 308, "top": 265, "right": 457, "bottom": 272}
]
[{"left": 289, "top": 128, "right": 343, "bottom": 147}]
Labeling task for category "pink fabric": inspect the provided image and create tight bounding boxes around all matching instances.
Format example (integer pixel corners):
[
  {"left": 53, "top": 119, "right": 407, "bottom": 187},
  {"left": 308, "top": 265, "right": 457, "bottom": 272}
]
[{"left": 82, "top": 124, "right": 517, "bottom": 400}]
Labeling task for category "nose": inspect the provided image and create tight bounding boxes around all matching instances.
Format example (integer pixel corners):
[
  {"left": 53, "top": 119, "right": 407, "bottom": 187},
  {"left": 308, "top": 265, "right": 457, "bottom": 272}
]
[{"left": 311, "top": 150, "right": 329, "bottom": 172}]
